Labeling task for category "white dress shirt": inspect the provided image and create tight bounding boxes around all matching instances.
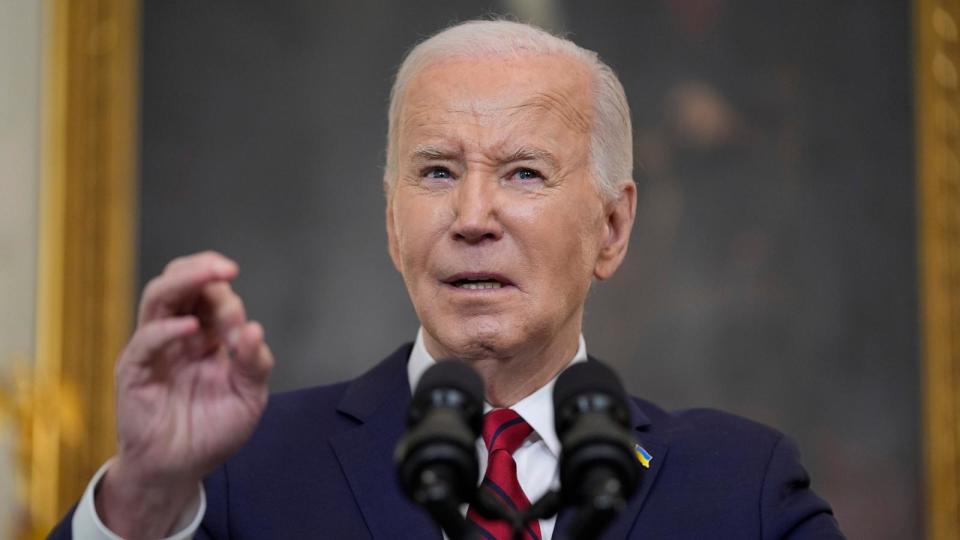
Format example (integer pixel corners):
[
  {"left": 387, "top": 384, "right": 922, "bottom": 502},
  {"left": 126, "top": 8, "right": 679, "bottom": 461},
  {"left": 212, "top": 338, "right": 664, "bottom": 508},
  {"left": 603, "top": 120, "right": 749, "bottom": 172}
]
[
  {"left": 73, "top": 329, "right": 587, "bottom": 539},
  {"left": 407, "top": 328, "right": 587, "bottom": 540}
]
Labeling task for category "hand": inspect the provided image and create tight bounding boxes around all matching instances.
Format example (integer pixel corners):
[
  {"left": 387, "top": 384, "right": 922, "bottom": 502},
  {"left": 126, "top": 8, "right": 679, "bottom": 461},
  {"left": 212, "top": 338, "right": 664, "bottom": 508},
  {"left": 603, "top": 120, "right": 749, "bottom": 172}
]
[{"left": 96, "top": 251, "right": 274, "bottom": 538}]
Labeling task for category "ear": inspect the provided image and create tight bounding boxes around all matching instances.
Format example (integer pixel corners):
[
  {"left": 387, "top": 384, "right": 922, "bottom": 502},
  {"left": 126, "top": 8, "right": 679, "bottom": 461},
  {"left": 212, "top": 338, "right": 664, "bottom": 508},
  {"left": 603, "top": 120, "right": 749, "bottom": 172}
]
[
  {"left": 594, "top": 181, "right": 637, "bottom": 281},
  {"left": 384, "top": 177, "right": 402, "bottom": 273}
]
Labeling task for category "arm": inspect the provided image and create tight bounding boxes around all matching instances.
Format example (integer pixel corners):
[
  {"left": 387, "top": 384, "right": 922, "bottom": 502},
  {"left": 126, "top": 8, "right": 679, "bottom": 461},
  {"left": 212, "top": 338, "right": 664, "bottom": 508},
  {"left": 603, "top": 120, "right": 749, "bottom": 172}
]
[
  {"left": 56, "top": 251, "right": 274, "bottom": 539},
  {"left": 760, "top": 434, "right": 845, "bottom": 540}
]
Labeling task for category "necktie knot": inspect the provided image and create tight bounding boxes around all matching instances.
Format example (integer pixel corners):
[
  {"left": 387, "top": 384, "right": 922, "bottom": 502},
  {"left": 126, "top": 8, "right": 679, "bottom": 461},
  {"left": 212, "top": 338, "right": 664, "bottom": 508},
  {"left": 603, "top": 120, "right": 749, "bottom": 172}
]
[{"left": 482, "top": 408, "right": 532, "bottom": 455}]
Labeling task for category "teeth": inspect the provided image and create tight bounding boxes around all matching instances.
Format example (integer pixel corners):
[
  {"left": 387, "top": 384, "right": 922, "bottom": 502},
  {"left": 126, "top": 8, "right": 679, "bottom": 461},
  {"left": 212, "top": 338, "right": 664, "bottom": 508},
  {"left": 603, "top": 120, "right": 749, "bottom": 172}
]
[{"left": 457, "top": 281, "right": 503, "bottom": 290}]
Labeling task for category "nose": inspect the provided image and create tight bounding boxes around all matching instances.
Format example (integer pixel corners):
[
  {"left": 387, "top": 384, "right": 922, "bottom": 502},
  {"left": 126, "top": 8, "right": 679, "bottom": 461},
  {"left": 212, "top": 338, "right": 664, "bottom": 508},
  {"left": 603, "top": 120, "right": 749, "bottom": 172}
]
[{"left": 450, "top": 172, "right": 503, "bottom": 244}]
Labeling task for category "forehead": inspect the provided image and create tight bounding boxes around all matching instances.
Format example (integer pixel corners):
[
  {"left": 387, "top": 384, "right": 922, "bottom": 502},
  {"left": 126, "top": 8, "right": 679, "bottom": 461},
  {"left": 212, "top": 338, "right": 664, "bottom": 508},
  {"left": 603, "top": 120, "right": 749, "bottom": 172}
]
[{"left": 398, "top": 54, "right": 593, "bottom": 149}]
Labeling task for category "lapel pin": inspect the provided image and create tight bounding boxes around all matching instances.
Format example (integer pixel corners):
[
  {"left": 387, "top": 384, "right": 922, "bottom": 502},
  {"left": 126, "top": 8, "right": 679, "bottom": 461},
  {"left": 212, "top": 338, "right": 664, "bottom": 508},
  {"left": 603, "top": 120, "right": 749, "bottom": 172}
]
[{"left": 634, "top": 443, "right": 653, "bottom": 469}]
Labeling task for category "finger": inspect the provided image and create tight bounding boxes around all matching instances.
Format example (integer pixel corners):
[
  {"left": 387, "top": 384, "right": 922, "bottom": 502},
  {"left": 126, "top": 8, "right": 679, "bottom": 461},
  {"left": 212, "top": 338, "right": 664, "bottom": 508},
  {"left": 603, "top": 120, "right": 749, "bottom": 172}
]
[
  {"left": 122, "top": 316, "right": 200, "bottom": 366},
  {"left": 231, "top": 321, "right": 274, "bottom": 386},
  {"left": 176, "top": 282, "right": 247, "bottom": 357},
  {"left": 196, "top": 282, "right": 247, "bottom": 345},
  {"left": 163, "top": 250, "right": 232, "bottom": 276},
  {"left": 139, "top": 254, "right": 238, "bottom": 325}
]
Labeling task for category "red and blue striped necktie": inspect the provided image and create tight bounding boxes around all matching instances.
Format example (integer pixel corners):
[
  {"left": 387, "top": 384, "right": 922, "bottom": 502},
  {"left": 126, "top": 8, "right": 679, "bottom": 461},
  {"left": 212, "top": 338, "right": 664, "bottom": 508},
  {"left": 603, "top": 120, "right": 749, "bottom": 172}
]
[{"left": 466, "top": 408, "right": 543, "bottom": 540}]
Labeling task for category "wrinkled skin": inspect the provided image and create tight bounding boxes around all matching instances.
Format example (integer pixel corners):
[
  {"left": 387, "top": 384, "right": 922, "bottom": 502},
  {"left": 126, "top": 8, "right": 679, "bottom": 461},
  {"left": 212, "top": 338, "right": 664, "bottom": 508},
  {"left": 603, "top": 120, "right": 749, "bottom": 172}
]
[{"left": 386, "top": 54, "right": 636, "bottom": 405}]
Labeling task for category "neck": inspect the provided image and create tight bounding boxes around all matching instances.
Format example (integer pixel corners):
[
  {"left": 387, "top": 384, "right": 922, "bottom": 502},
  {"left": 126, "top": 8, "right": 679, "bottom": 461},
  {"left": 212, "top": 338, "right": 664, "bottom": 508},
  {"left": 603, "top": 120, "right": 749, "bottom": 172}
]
[{"left": 422, "top": 322, "right": 582, "bottom": 407}]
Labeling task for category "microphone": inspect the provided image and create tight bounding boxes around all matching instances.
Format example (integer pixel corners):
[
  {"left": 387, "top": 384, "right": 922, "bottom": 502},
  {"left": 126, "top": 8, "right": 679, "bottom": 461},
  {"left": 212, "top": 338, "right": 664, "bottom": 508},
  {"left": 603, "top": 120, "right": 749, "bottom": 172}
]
[
  {"left": 553, "top": 362, "right": 641, "bottom": 540},
  {"left": 395, "top": 360, "right": 484, "bottom": 540}
]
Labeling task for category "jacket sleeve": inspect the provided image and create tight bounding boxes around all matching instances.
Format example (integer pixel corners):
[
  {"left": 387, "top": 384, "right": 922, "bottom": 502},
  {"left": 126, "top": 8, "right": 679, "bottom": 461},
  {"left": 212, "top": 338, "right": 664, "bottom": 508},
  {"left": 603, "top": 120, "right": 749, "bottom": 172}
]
[
  {"left": 47, "top": 504, "right": 76, "bottom": 539},
  {"left": 195, "top": 465, "right": 230, "bottom": 539},
  {"left": 760, "top": 434, "right": 845, "bottom": 539}
]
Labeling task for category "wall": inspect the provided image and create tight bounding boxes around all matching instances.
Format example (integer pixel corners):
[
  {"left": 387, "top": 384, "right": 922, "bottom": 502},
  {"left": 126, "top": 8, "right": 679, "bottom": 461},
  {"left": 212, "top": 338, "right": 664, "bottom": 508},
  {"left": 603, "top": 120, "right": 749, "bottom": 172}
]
[{"left": 0, "top": 0, "right": 42, "bottom": 535}]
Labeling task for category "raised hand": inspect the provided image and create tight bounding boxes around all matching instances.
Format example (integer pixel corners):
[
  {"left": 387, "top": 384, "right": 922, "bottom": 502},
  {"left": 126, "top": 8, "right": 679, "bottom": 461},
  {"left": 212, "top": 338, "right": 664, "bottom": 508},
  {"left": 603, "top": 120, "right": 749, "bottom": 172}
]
[{"left": 96, "top": 252, "right": 274, "bottom": 539}]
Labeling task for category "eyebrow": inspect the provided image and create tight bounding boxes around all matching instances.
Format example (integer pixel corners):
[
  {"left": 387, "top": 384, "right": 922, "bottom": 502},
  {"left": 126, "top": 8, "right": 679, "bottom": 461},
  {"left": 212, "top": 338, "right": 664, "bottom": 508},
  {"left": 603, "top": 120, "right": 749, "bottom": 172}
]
[
  {"left": 410, "top": 145, "right": 460, "bottom": 162},
  {"left": 501, "top": 145, "right": 559, "bottom": 168},
  {"left": 409, "top": 144, "right": 559, "bottom": 168}
]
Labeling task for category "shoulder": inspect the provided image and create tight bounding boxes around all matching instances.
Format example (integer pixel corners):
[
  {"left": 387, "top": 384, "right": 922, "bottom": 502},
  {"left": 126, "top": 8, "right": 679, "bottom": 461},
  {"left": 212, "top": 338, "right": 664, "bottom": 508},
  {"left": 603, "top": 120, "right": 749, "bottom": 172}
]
[
  {"left": 633, "top": 398, "right": 787, "bottom": 487},
  {"left": 627, "top": 399, "right": 843, "bottom": 538},
  {"left": 236, "top": 342, "right": 414, "bottom": 453},
  {"left": 263, "top": 381, "right": 354, "bottom": 423},
  {"left": 249, "top": 381, "right": 354, "bottom": 442},
  {"left": 636, "top": 398, "right": 784, "bottom": 448},
  {"left": 217, "top": 382, "right": 360, "bottom": 485}
]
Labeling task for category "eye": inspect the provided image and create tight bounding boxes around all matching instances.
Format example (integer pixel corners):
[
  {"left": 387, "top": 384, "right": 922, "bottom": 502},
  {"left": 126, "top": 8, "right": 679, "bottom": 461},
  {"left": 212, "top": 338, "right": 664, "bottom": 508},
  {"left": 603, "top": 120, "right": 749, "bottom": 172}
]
[
  {"left": 422, "top": 166, "right": 454, "bottom": 180},
  {"left": 510, "top": 167, "right": 543, "bottom": 182}
]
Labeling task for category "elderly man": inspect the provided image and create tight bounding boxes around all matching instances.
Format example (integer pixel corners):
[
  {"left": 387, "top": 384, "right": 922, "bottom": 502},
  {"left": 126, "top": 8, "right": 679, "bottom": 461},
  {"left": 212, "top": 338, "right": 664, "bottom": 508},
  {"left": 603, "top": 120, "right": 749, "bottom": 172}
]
[{"left": 52, "top": 20, "right": 843, "bottom": 539}]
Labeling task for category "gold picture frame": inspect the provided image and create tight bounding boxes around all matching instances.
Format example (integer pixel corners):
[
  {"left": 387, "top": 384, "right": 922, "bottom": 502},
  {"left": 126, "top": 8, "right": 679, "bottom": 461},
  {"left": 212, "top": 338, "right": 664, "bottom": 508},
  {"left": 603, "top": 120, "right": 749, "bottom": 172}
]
[
  {"left": 917, "top": 0, "right": 960, "bottom": 538},
  {"left": 20, "top": 0, "right": 139, "bottom": 537}
]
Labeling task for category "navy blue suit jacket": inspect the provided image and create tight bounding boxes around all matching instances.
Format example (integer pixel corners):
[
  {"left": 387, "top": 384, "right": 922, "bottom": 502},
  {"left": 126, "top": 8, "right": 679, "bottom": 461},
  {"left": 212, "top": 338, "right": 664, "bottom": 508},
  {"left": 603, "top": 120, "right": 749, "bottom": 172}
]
[{"left": 51, "top": 343, "right": 843, "bottom": 539}]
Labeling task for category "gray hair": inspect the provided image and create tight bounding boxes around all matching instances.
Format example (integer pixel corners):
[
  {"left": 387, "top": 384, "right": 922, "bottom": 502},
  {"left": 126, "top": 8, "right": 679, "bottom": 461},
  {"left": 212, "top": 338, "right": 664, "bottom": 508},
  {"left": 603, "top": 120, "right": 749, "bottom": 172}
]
[{"left": 383, "top": 19, "right": 633, "bottom": 201}]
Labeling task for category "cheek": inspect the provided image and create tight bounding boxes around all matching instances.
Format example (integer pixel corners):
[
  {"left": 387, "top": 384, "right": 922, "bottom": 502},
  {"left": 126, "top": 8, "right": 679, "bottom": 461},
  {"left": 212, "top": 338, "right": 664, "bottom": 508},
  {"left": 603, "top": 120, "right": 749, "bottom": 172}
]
[
  {"left": 394, "top": 195, "right": 452, "bottom": 270},
  {"left": 576, "top": 212, "right": 606, "bottom": 268},
  {"left": 520, "top": 195, "right": 603, "bottom": 259},
  {"left": 510, "top": 210, "right": 599, "bottom": 299}
]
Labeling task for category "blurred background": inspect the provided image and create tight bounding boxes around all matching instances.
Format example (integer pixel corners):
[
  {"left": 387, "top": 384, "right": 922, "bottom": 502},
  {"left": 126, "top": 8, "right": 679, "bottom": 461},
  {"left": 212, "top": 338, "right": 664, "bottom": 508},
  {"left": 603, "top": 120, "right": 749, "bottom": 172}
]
[{"left": 1, "top": 0, "right": 944, "bottom": 538}]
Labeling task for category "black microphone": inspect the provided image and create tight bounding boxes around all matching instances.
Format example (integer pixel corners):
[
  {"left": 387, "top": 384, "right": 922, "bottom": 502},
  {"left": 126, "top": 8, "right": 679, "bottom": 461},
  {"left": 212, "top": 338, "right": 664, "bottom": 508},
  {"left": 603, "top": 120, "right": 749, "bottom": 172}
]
[
  {"left": 395, "top": 360, "right": 484, "bottom": 540},
  {"left": 553, "top": 362, "right": 641, "bottom": 540}
]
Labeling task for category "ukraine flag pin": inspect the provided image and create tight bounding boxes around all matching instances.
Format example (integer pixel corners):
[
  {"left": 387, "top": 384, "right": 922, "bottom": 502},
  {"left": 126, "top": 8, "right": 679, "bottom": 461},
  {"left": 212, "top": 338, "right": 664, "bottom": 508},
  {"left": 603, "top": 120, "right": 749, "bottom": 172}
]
[{"left": 634, "top": 443, "right": 652, "bottom": 469}]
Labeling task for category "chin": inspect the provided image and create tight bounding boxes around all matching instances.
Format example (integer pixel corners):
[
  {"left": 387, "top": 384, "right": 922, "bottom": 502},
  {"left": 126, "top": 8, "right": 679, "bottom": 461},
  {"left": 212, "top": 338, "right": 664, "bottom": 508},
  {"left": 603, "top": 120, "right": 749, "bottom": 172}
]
[{"left": 430, "top": 314, "right": 522, "bottom": 359}]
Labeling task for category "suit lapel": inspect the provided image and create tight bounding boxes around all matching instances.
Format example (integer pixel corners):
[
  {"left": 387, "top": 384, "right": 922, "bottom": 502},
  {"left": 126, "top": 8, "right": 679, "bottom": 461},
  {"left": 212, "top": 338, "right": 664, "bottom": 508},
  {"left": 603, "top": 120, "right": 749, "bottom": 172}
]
[
  {"left": 554, "top": 367, "right": 669, "bottom": 540},
  {"left": 600, "top": 398, "right": 668, "bottom": 539},
  {"left": 329, "top": 345, "right": 442, "bottom": 540}
]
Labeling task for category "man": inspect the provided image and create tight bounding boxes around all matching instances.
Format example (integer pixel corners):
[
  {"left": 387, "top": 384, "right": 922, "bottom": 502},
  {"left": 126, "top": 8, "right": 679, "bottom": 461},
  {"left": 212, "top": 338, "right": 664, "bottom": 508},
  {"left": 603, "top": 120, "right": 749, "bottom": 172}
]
[{"left": 52, "top": 20, "right": 843, "bottom": 539}]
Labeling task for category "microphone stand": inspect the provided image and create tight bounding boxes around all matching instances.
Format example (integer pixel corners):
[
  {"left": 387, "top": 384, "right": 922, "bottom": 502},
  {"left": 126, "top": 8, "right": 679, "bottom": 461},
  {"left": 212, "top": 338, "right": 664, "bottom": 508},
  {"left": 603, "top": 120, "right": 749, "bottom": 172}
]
[
  {"left": 470, "top": 488, "right": 562, "bottom": 540},
  {"left": 428, "top": 465, "right": 626, "bottom": 540},
  {"left": 553, "top": 468, "right": 628, "bottom": 540},
  {"left": 412, "top": 464, "right": 479, "bottom": 540}
]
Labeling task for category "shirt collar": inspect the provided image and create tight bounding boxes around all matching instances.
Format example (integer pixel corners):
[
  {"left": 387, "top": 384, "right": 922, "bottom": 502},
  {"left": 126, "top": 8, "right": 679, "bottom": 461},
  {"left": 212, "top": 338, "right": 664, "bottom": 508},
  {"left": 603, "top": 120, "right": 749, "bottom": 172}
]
[{"left": 407, "top": 327, "right": 588, "bottom": 458}]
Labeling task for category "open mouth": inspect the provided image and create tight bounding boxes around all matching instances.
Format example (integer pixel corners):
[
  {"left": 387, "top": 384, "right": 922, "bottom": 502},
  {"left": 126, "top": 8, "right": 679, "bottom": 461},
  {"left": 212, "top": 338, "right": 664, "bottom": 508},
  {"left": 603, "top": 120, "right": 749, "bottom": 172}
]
[
  {"left": 443, "top": 273, "right": 514, "bottom": 291},
  {"left": 452, "top": 279, "right": 503, "bottom": 290}
]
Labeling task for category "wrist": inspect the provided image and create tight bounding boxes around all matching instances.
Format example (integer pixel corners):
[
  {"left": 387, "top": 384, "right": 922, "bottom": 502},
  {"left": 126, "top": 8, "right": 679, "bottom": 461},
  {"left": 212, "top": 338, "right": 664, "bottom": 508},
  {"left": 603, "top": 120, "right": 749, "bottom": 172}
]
[{"left": 95, "top": 457, "right": 200, "bottom": 540}]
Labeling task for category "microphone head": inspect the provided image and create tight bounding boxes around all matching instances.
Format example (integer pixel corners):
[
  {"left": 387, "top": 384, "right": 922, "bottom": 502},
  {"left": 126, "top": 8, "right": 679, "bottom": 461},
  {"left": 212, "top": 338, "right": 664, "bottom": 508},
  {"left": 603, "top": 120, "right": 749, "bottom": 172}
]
[
  {"left": 553, "top": 361, "right": 640, "bottom": 514},
  {"left": 409, "top": 359, "right": 484, "bottom": 434},
  {"left": 415, "top": 359, "right": 485, "bottom": 400},
  {"left": 396, "top": 360, "right": 483, "bottom": 505},
  {"left": 553, "top": 362, "right": 631, "bottom": 438}
]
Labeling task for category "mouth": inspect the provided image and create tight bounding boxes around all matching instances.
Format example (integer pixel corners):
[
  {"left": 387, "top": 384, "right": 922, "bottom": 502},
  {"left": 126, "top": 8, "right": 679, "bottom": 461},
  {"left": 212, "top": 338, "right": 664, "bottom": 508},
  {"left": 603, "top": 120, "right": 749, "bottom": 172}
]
[{"left": 442, "top": 272, "right": 515, "bottom": 291}]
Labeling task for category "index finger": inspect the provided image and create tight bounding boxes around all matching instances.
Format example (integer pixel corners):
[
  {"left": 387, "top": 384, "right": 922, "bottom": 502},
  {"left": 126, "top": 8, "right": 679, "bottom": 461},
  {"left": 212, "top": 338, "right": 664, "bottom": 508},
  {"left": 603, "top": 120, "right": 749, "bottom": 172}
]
[{"left": 138, "top": 252, "right": 239, "bottom": 325}]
